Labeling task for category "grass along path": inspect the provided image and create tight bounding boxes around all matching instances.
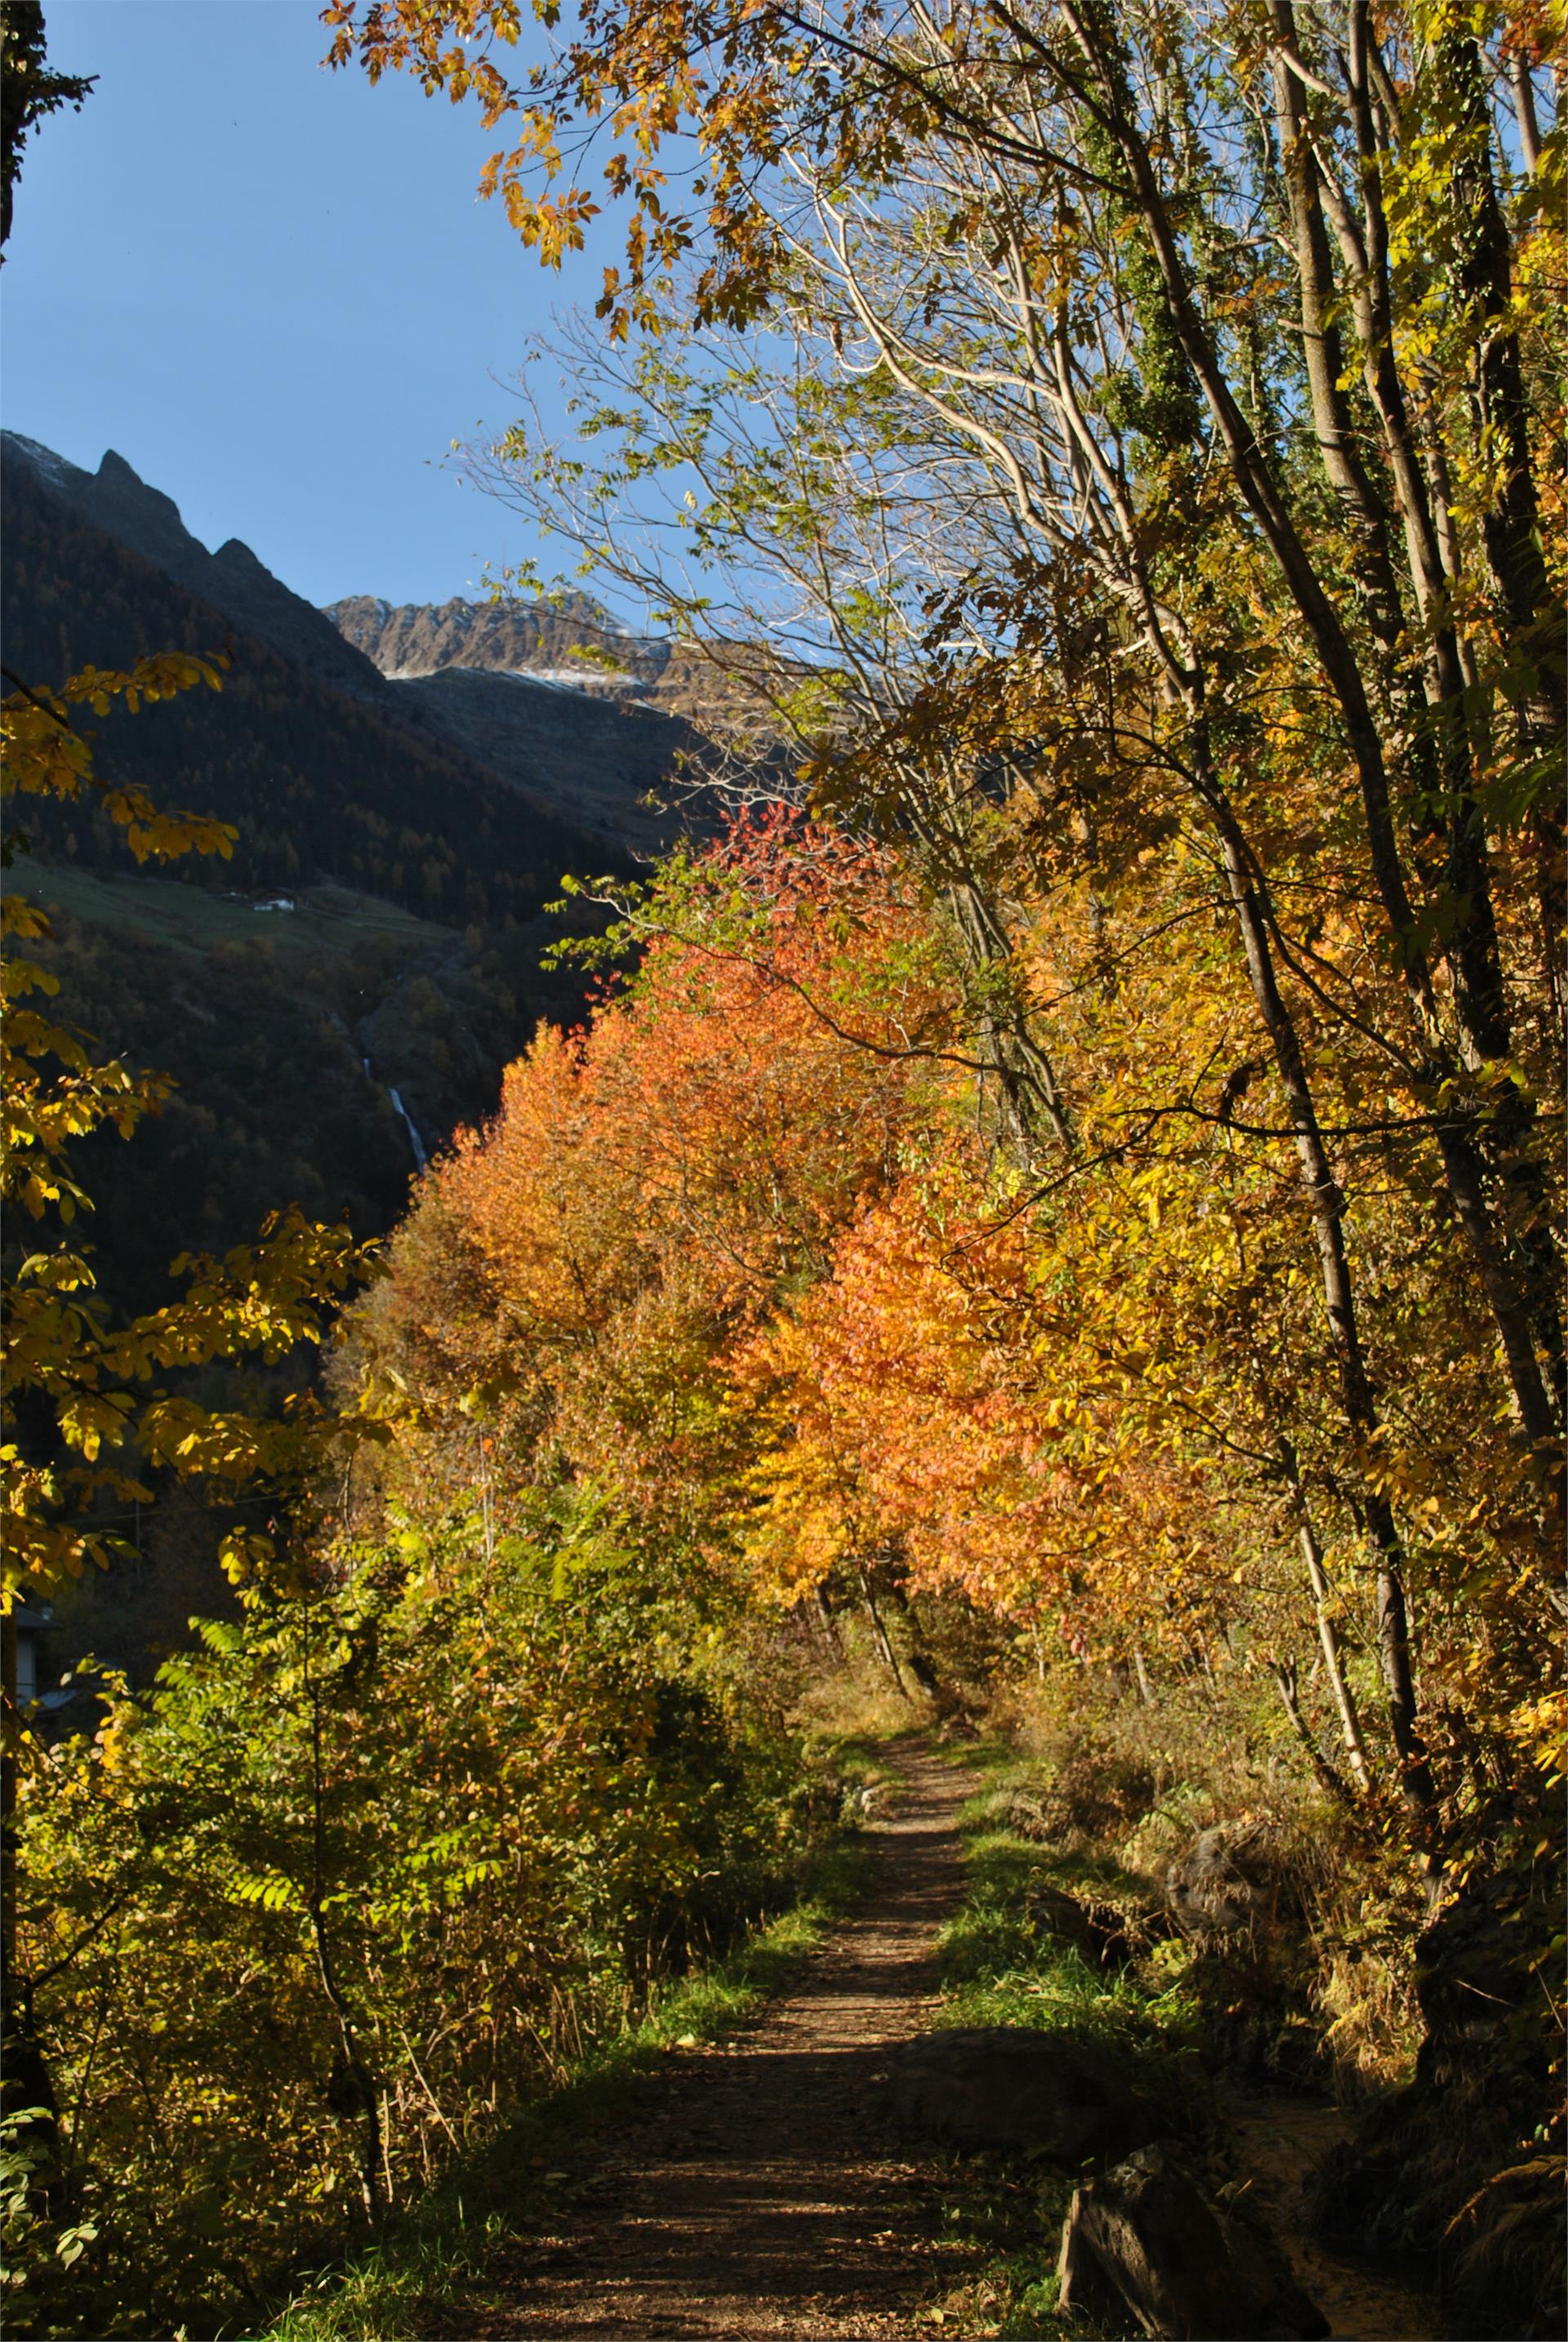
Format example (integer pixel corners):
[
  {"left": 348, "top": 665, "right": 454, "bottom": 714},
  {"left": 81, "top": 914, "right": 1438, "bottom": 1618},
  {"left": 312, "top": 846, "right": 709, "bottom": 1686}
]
[
  {"left": 264, "top": 1838, "right": 873, "bottom": 2342},
  {"left": 924, "top": 1764, "right": 1438, "bottom": 2340}
]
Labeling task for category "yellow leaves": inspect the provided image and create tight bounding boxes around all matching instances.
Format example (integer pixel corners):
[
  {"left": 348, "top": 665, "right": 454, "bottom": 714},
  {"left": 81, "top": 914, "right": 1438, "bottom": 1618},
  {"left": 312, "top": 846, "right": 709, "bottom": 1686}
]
[
  {"left": 56, "top": 1391, "right": 135, "bottom": 1463},
  {"left": 228, "top": 1867, "right": 304, "bottom": 1914},
  {"left": 502, "top": 179, "right": 603, "bottom": 264},
  {"left": 2, "top": 655, "right": 233, "bottom": 863},
  {"left": 2, "top": 1031, "right": 168, "bottom": 1227},
  {"left": 2, "top": 657, "right": 368, "bottom": 1606},
  {"left": 1503, "top": 1691, "right": 1568, "bottom": 1788},
  {"left": 0, "top": 896, "right": 55, "bottom": 946},
  {"left": 218, "top": 1529, "right": 278, "bottom": 1588},
  {"left": 14, "top": 1249, "right": 96, "bottom": 1293}
]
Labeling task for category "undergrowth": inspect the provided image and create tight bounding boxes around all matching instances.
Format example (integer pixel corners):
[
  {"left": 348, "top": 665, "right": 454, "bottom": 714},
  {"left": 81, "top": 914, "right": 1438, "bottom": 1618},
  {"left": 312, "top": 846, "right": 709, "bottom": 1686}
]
[
  {"left": 260, "top": 1836, "right": 870, "bottom": 2342},
  {"left": 923, "top": 1687, "right": 1562, "bottom": 2341}
]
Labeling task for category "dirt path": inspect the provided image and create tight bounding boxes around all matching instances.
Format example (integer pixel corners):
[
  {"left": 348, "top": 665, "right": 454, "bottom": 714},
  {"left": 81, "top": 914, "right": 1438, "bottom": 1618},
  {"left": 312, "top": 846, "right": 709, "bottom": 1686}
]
[
  {"left": 444, "top": 1743, "right": 1438, "bottom": 2342},
  {"left": 469, "top": 1739, "right": 978, "bottom": 2340}
]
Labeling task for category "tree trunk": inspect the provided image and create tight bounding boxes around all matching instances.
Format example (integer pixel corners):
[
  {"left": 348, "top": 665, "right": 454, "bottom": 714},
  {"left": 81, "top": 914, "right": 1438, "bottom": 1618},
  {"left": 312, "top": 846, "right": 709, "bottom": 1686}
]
[
  {"left": 1132, "top": 1646, "right": 1156, "bottom": 1709},
  {"left": 1272, "top": 1658, "right": 1360, "bottom": 1814},
  {"left": 1297, "top": 1521, "right": 1374, "bottom": 1796},
  {"left": 857, "top": 1560, "right": 908, "bottom": 1695}
]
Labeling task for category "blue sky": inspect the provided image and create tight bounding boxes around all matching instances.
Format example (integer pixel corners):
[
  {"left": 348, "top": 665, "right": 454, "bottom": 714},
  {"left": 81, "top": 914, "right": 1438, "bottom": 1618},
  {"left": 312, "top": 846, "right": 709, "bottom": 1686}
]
[{"left": 2, "top": 0, "right": 614, "bottom": 608}]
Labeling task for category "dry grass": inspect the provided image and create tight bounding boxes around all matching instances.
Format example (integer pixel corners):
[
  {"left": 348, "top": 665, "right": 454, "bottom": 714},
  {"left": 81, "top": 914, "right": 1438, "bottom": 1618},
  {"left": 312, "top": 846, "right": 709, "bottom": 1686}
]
[
  {"left": 791, "top": 1645, "right": 935, "bottom": 1743},
  {"left": 981, "top": 1667, "right": 1424, "bottom": 2099}
]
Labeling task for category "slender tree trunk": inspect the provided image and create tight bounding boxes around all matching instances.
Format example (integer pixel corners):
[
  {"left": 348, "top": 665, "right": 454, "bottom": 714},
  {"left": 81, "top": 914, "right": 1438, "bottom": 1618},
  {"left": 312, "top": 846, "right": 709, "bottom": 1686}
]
[
  {"left": 1267, "top": 2, "right": 1406, "bottom": 646},
  {"left": 904, "top": 782, "right": 1076, "bottom": 1160},
  {"left": 1507, "top": 47, "right": 1543, "bottom": 176},
  {"left": 1264, "top": 1429, "right": 1376, "bottom": 1795},
  {"left": 857, "top": 1559, "right": 907, "bottom": 1695},
  {"left": 1132, "top": 1645, "right": 1156, "bottom": 1709},
  {"left": 1296, "top": 1518, "right": 1374, "bottom": 1796},
  {"left": 1272, "top": 1658, "right": 1359, "bottom": 1814},
  {"left": 1191, "top": 739, "right": 1436, "bottom": 1827}
]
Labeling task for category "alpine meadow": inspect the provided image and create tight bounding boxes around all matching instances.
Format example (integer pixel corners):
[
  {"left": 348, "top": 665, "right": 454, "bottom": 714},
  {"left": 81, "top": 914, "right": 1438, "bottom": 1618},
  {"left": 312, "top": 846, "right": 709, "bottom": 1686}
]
[{"left": 1, "top": 4, "right": 1562, "bottom": 2340}]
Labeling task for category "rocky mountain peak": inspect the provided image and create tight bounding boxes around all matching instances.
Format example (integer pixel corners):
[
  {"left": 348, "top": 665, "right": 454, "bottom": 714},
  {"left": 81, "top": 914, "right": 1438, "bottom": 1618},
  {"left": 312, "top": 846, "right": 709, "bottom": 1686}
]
[
  {"left": 324, "top": 592, "right": 671, "bottom": 695},
  {"left": 2, "top": 431, "right": 392, "bottom": 703}
]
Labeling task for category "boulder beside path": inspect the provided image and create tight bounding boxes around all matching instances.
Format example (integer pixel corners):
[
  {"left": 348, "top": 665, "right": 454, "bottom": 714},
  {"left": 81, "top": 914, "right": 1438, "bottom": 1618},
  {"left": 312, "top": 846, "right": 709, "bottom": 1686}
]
[{"left": 1057, "top": 2139, "right": 1330, "bottom": 2340}]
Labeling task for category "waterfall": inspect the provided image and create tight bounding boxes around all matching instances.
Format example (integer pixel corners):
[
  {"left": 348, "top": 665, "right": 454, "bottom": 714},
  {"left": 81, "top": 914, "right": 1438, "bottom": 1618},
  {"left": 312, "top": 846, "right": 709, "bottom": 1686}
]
[
  {"left": 362, "top": 1055, "right": 428, "bottom": 1172},
  {"left": 386, "top": 1086, "right": 428, "bottom": 1172}
]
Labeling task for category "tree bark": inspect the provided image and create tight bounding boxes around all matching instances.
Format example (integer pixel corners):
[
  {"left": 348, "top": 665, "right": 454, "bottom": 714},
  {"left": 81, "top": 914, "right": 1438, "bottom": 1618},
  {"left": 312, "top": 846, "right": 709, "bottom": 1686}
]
[{"left": 1297, "top": 1520, "right": 1374, "bottom": 1796}]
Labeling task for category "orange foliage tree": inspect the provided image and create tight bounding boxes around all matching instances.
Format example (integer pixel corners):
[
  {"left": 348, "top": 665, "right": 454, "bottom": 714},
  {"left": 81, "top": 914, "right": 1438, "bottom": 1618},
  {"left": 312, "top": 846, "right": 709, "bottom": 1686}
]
[{"left": 359, "top": 815, "right": 961, "bottom": 1534}]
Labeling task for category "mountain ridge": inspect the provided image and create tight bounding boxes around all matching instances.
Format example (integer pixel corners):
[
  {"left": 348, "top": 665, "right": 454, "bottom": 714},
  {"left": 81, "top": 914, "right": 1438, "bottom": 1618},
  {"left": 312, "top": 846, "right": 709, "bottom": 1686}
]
[
  {"left": 3, "top": 431, "right": 395, "bottom": 706},
  {"left": 0, "top": 428, "right": 648, "bottom": 1313},
  {"left": 326, "top": 589, "right": 670, "bottom": 693}
]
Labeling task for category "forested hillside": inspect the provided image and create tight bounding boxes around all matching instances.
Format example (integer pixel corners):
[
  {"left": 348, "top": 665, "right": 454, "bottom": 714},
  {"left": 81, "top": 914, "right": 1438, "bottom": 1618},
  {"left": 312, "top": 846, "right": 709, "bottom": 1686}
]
[
  {"left": 0, "top": 438, "right": 678, "bottom": 1317},
  {"left": 3, "top": 2, "right": 1562, "bottom": 2340},
  {"left": 2, "top": 443, "right": 604, "bottom": 920}
]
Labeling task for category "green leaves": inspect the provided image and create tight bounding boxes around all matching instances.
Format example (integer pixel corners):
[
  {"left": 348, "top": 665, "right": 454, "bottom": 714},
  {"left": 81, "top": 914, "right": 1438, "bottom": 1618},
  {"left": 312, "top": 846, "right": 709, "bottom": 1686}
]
[{"left": 228, "top": 1868, "right": 305, "bottom": 1915}]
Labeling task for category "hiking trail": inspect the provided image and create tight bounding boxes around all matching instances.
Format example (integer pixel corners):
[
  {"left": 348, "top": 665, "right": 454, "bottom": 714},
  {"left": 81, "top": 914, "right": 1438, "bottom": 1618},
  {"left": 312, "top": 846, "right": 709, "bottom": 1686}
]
[
  {"left": 466, "top": 1737, "right": 978, "bottom": 2338},
  {"left": 453, "top": 1740, "right": 1434, "bottom": 2342}
]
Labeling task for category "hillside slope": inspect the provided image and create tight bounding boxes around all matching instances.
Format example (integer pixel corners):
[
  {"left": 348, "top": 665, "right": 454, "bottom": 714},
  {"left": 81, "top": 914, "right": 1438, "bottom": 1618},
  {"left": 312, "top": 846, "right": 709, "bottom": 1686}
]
[
  {"left": 327, "top": 592, "right": 714, "bottom": 854},
  {"left": 0, "top": 436, "right": 640, "bottom": 1311},
  {"left": 2, "top": 437, "right": 608, "bottom": 921}
]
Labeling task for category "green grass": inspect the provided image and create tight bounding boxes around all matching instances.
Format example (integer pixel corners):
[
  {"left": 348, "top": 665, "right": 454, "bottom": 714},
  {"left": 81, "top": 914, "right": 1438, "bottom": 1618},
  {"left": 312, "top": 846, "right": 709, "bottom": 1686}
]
[
  {"left": 255, "top": 1839, "right": 869, "bottom": 2342},
  {"left": 920, "top": 1787, "right": 1211, "bottom": 2340},
  {"left": 11, "top": 864, "right": 452, "bottom": 960},
  {"left": 936, "top": 1831, "right": 1206, "bottom": 2126}
]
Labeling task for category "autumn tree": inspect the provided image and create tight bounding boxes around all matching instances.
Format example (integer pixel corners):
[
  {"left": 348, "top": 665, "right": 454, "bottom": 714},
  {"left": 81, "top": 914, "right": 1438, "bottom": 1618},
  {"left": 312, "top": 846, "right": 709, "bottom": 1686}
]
[
  {"left": 330, "top": 0, "right": 1564, "bottom": 1841},
  {"left": 359, "top": 817, "right": 960, "bottom": 1534}
]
